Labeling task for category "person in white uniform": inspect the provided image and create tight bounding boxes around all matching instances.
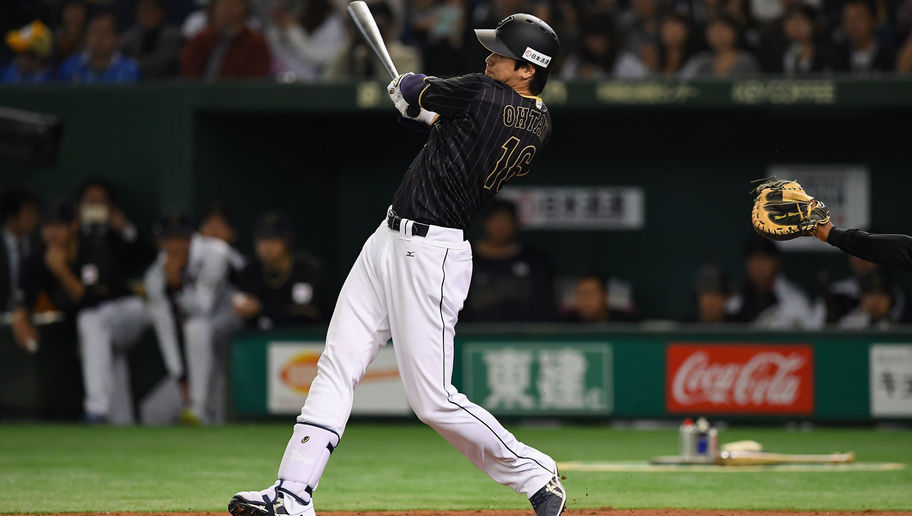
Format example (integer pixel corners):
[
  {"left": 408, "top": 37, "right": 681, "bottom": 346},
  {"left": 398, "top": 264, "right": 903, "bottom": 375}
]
[
  {"left": 229, "top": 13, "right": 567, "bottom": 516},
  {"left": 145, "top": 211, "right": 240, "bottom": 425}
]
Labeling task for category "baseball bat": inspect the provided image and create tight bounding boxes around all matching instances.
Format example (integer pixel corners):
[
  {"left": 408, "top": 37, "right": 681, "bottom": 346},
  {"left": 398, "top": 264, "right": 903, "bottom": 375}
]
[
  {"left": 717, "top": 450, "right": 855, "bottom": 466},
  {"left": 346, "top": 1, "right": 420, "bottom": 116}
]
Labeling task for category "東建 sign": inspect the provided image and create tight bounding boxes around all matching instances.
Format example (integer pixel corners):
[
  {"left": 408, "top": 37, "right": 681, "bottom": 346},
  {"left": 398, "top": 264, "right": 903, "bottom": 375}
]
[
  {"left": 666, "top": 344, "right": 814, "bottom": 415},
  {"left": 870, "top": 344, "right": 912, "bottom": 417},
  {"left": 461, "top": 342, "right": 613, "bottom": 415}
]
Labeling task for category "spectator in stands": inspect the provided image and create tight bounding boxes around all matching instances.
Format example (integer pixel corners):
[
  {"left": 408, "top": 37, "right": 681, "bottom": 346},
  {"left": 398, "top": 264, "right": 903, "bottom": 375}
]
[
  {"left": 180, "top": 0, "right": 270, "bottom": 79},
  {"left": 145, "top": 211, "right": 240, "bottom": 425},
  {"left": 770, "top": 4, "right": 832, "bottom": 74},
  {"left": 409, "top": 0, "right": 468, "bottom": 76},
  {"left": 559, "top": 14, "right": 620, "bottom": 79},
  {"left": 233, "top": 211, "right": 328, "bottom": 329},
  {"left": 2, "top": 20, "right": 54, "bottom": 84},
  {"left": 838, "top": 270, "right": 898, "bottom": 328},
  {"left": 656, "top": 13, "right": 696, "bottom": 76},
  {"left": 821, "top": 254, "right": 905, "bottom": 324},
  {"left": 680, "top": 14, "right": 760, "bottom": 78},
  {"left": 833, "top": 0, "right": 896, "bottom": 73},
  {"left": 265, "top": 0, "right": 346, "bottom": 82},
  {"left": 618, "top": 0, "right": 661, "bottom": 56},
  {"left": 58, "top": 12, "right": 141, "bottom": 83},
  {"left": 726, "top": 234, "right": 815, "bottom": 328},
  {"left": 11, "top": 201, "right": 148, "bottom": 423},
  {"left": 563, "top": 270, "right": 637, "bottom": 323},
  {"left": 0, "top": 187, "right": 39, "bottom": 311},
  {"left": 461, "top": 200, "right": 556, "bottom": 322},
  {"left": 54, "top": 0, "right": 88, "bottom": 65},
  {"left": 685, "top": 263, "right": 737, "bottom": 323},
  {"left": 119, "top": 0, "right": 183, "bottom": 79},
  {"left": 198, "top": 203, "right": 246, "bottom": 274},
  {"left": 326, "top": 1, "right": 421, "bottom": 80}
]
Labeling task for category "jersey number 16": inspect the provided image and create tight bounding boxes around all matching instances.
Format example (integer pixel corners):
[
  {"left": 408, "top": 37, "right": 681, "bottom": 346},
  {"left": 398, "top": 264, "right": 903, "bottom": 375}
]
[{"left": 483, "top": 136, "right": 536, "bottom": 192}]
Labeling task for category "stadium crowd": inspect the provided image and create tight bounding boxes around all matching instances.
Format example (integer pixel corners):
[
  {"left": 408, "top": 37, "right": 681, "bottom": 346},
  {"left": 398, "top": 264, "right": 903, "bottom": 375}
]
[{"left": 2, "top": 0, "right": 912, "bottom": 84}]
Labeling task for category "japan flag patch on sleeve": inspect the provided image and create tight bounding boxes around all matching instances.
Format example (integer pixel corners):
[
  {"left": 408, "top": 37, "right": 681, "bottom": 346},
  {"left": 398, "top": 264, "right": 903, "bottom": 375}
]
[{"left": 522, "top": 47, "right": 552, "bottom": 68}]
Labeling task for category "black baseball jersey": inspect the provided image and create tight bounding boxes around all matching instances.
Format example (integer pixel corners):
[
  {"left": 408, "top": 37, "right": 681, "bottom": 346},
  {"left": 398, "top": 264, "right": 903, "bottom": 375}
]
[
  {"left": 392, "top": 73, "right": 552, "bottom": 230},
  {"left": 20, "top": 233, "right": 132, "bottom": 315},
  {"left": 236, "top": 252, "right": 328, "bottom": 328},
  {"left": 828, "top": 227, "right": 912, "bottom": 271}
]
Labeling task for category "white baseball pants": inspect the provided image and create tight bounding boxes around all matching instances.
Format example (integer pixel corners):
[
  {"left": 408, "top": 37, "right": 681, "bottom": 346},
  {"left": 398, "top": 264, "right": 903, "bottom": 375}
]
[{"left": 287, "top": 212, "right": 556, "bottom": 498}]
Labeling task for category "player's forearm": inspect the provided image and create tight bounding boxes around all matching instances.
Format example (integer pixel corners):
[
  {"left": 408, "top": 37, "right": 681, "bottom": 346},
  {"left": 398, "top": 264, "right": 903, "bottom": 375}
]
[
  {"left": 53, "top": 268, "right": 85, "bottom": 302},
  {"left": 826, "top": 226, "right": 912, "bottom": 271}
]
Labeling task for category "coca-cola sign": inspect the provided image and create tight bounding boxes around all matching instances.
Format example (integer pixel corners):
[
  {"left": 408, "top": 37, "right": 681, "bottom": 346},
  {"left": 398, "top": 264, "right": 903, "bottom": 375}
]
[{"left": 666, "top": 344, "right": 814, "bottom": 414}]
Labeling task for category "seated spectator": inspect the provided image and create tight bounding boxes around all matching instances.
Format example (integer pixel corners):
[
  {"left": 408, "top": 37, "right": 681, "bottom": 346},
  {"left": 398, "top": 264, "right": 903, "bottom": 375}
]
[
  {"left": 559, "top": 14, "right": 620, "bottom": 79},
  {"left": 11, "top": 201, "right": 149, "bottom": 424},
  {"left": 775, "top": 4, "right": 832, "bottom": 74},
  {"left": 618, "top": 0, "right": 661, "bottom": 56},
  {"left": 119, "top": 0, "right": 183, "bottom": 79},
  {"left": 58, "top": 12, "right": 141, "bottom": 83},
  {"left": 233, "top": 212, "right": 328, "bottom": 329},
  {"left": 832, "top": 0, "right": 896, "bottom": 74},
  {"left": 180, "top": 0, "right": 270, "bottom": 79},
  {"left": 265, "top": 0, "right": 346, "bottom": 82},
  {"left": 409, "top": 0, "right": 468, "bottom": 76},
  {"left": 144, "top": 211, "right": 240, "bottom": 425},
  {"left": 326, "top": 1, "right": 421, "bottom": 80},
  {"left": 822, "top": 254, "right": 905, "bottom": 323},
  {"left": 54, "top": 0, "right": 88, "bottom": 65},
  {"left": 680, "top": 14, "right": 760, "bottom": 78},
  {"left": 684, "top": 263, "right": 737, "bottom": 323},
  {"left": 656, "top": 13, "right": 696, "bottom": 76},
  {"left": 0, "top": 187, "right": 39, "bottom": 311},
  {"left": 461, "top": 200, "right": 556, "bottom": 322},
  {"left": 2, "top": 21, "right": 54, "bottom": 84},
  {"left": 838, "top": 270, "right": 898, "bottom": 328},
  {"left": 563, "top": 270, "right": 637, "bottom": 323},
  {"left": 726, "top": 234, "right": 814, "bottom": 328},
  {"left": 199, "top": 203, "right": 246, "bottom": 274}
]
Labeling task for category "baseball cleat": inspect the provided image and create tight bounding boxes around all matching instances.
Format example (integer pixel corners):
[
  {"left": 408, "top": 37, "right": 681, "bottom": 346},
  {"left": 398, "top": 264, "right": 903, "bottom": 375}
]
[
  {"left": 529, "top": 476, "right": 566, "bottom": 516},
  {"left": 228, "top": 480, "right": 315, "bottom": 516}
]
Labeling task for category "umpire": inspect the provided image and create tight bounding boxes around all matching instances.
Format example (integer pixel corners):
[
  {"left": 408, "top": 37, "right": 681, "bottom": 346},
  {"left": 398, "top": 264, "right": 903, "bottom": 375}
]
[{"left": 232, "top": 212, "right": 328, "bottom": 329}]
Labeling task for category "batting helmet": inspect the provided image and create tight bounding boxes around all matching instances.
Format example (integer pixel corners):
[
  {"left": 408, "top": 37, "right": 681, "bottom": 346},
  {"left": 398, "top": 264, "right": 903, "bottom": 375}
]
[{"left": 474, "top": 14, "right": 560, "bottom": 69}]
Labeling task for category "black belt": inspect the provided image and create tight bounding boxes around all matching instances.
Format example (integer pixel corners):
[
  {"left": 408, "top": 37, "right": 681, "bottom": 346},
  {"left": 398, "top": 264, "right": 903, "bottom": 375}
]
[{"left": 387, "top": 211, "right": 429, "bottom": 237}]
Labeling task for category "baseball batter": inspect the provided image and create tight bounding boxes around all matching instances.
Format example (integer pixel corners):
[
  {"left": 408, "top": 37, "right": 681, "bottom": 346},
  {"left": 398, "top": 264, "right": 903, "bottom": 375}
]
[{"left": 229, "top": 14, "right": 565, "bottom": 516}]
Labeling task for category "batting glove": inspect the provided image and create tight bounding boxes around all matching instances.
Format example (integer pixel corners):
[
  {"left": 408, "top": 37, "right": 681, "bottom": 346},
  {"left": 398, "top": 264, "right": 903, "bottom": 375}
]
[{"left": 387, "top": 72, "right": 413, "bottom": 116}]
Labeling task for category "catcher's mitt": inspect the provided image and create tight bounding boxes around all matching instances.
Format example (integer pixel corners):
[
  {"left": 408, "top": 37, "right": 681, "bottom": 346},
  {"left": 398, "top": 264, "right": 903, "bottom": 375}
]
[{"left": 751, "top": 177, "right": 830, "bottom": 241}]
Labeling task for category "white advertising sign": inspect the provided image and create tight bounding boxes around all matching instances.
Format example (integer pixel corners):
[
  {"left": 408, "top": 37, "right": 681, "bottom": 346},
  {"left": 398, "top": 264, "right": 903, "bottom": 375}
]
[
  {"left": 870, "top": 344, "right": 912, "bottom": 417},
  {"left": 267, "top": 341, "right": 410, "bottom": 415},
  {"left": 499, "top": 187, "right": 644, "bottom": 230},
  {"left": 767, "top": 165, "right": 869, "bottom": 251}
]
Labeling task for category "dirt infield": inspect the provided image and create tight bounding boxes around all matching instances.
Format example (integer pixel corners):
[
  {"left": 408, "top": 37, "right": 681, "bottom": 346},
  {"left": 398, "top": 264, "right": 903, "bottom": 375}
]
[{"left": 15, "top": 510, "right": 911, "bottom": 515}]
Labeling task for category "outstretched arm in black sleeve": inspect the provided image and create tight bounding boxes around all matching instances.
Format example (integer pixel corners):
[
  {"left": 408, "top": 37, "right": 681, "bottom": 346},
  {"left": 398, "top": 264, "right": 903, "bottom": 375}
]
[{"left": 817, "top": 221, "right": 912, "bottom": 271}]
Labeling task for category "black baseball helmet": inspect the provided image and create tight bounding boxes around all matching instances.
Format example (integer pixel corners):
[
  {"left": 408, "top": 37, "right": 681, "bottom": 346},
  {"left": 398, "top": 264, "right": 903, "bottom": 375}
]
[{"left": 475, "top": 13, "right": 560, "bottom": 70}]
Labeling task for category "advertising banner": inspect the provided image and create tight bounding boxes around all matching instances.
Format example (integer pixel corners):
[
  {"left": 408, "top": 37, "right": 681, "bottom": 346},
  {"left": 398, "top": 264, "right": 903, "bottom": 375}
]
[
  {"left": 666, "top": 344, "right": 814, "bottom": 414},
  {"left": 870, "top": 344, "right": 912, "bottom": 417}
]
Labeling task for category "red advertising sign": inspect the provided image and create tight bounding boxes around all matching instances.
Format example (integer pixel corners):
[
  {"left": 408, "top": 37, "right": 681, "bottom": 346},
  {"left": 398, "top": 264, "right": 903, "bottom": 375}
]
[{"left": 666, "top": 344, "right": 814, "bottom": 414}]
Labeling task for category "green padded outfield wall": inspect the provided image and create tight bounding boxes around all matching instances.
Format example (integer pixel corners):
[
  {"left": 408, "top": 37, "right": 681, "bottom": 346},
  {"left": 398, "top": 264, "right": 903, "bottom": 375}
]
[{"left": 1, "top": 79, "right": 911, "bottom": 318}]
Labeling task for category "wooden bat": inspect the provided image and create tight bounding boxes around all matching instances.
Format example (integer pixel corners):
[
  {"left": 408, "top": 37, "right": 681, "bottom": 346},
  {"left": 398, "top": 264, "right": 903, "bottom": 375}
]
[
  {"left": 717, "top": 450, "right": 855, "bottom": 466},
  {"left": 346, "top": 0, "right": 419, "bottom": 116}
]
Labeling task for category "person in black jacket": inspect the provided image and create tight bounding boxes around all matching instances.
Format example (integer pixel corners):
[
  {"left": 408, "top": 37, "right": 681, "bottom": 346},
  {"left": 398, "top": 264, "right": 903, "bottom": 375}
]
[
  {"left": 0, "top": 187, "right": 39, "bottom": 311},
  {"left": 233, "top": 212, "right": 328, "bottom": 329}
]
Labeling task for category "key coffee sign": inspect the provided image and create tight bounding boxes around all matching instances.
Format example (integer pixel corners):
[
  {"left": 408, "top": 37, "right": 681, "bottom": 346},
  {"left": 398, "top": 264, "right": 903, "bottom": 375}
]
[{"left": 666, "top": 344, "right": 814, "bottom": 414}]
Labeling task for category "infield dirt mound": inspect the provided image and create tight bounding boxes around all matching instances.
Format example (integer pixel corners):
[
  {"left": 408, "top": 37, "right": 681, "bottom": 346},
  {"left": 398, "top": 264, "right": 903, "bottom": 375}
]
[{"left": 18, "top": 510, "right": 911, "bottom": 515}]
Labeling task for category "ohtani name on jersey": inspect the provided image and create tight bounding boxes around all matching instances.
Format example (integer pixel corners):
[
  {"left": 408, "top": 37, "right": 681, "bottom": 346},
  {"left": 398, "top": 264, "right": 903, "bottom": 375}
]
[{"left": 502, "top": 105, "right": 549, "bottom": 142}]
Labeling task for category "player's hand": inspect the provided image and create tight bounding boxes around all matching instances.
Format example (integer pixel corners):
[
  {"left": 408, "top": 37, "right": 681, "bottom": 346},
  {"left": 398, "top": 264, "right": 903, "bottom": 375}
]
[
  {"left": 388, "top": 73, "right": 413, "bottom": 116},
  {"left": 44, "top": 246, "right": 68, "bottom": 276},
  {"left": 232, "top": 292, "right": 261, "bottom": 319},
  {"left": 11, "top": 310, "right": 39, "bottom": 354}
]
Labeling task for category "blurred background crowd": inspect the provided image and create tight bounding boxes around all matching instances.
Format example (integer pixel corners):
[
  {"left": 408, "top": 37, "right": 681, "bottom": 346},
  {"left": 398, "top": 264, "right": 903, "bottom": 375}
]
[{"left": 3, "top": 0, "right": 912, "bottom": 84}]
